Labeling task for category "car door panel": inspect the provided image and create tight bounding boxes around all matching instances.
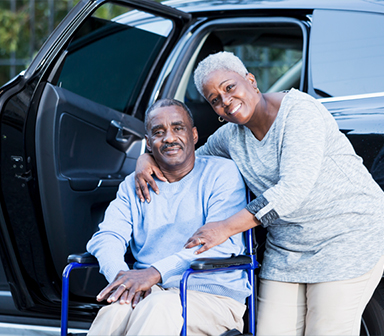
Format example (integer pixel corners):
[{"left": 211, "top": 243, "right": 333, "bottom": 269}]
[
  {"left": 0, "top": 0, "right": 190, "bottom": 312},
  {"left": 35, "top": 83, "right": 144, "bottom": 298}
]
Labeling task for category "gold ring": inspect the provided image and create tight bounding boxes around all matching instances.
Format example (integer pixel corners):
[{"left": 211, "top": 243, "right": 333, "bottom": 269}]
[{"left": 120, "top": 284, "right": 127, "bottom": 289}]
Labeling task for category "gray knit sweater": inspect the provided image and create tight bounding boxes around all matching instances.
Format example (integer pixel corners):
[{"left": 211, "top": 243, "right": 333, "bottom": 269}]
[{"left": 196, "top": 88, "right": 384, "bottom": 283}]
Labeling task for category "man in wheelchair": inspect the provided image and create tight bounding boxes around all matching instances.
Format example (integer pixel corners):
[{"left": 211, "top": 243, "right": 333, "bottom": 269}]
[{"left": 86, "top": 98, "right": 251, "bottom": 335}]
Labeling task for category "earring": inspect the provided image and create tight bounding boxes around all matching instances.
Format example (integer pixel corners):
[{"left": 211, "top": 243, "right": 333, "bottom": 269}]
[
  {"left": 255, "top": 87, "right": 260, "bottom": 94},
  {"left": 218, "top": 116, "right": 224, "bottom": 123}
]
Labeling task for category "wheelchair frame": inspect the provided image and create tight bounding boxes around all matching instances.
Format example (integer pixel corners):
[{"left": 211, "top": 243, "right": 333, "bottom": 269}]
[{"left": 61, "top": 194, "right": 259, "bottom": 336}]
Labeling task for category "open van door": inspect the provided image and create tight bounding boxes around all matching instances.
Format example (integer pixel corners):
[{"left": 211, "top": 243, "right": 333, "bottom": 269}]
[{"left": 0, "top": 0, "right": 190, "bottom": 319}]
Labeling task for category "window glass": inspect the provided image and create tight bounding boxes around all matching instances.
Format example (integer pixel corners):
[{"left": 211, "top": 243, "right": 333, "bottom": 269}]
[
  {"left": 181, "top": 25, "right": 303, "bottom": 104},
  {"left": 226, "top": 41, "right": 302, "bottom": 92},
  {"left": 57, "top": 3, "right": 173, "bottom": 113},
  {"left": 311, "top": 10, "right": 384, "bottom": 97}
]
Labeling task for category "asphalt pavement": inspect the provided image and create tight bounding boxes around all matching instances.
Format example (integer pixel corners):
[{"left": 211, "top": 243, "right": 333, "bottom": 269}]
[{"left": 0, "top": 323, "right": 87, "bottom": 336}]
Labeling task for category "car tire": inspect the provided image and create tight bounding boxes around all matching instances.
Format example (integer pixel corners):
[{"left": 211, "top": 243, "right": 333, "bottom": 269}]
[{"left": 361, "top": 280, "right": 384, "bottom": 336}]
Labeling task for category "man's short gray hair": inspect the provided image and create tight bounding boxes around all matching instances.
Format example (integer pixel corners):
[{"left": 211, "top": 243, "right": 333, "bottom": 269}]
[
  {"left": 194, "top": 51, "right": 248, "bottom": 97},
  {"left": 144, "top": 98, "right": 194, "bottom": 133}
]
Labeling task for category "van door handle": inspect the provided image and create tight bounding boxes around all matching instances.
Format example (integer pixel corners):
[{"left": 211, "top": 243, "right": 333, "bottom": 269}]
[
  {"left": 110, "top": 120, "right": 143, "bottom": 142},
  {"left": 107, "top": 119, "right": 145, "bottom": 152}
]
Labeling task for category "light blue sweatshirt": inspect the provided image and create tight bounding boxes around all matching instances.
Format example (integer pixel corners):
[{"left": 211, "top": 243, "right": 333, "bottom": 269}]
[{"left": 87, "top": 156, "right": 251, "bottom": 303}]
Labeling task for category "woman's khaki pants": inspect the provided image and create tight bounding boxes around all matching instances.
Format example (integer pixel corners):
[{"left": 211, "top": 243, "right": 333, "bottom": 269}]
[
  {"left": 257, "top": 255, "right": 384, "bottom": 336},
  {"left": 87, "top": 286, "right": 246, "bottom": 336}
]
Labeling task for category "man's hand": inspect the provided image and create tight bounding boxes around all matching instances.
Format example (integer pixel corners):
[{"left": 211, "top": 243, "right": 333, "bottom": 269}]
[
  {"left": 135, "top": 153, "right": 167, "bottom": 203},
  {"left": 96, "top": 267, "right": 161, "bottom": 307}
]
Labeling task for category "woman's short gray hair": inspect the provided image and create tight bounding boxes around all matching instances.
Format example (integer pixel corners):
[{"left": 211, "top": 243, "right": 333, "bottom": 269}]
[{"left": 194, "top": 51, "right": 248, "bottom": 97}]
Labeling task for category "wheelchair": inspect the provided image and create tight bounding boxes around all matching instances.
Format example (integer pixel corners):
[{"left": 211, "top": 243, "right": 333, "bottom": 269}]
[{"left": 61, "top": 195, "right": 260, "bottom": 336}]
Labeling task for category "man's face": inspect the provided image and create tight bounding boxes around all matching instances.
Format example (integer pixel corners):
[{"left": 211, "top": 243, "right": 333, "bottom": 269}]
[{"left": 145, "top": 105, "right": 198, "bottom": 171}]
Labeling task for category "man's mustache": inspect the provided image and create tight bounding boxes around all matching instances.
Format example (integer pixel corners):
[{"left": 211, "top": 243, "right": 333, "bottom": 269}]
[{"left": 161, "top": 142, "right": 183, "bottom": 152}]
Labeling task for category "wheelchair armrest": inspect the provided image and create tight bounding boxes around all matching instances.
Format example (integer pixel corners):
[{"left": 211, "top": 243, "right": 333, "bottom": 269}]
[
  {"left": 67, "top": 251, "right": 98, "bottom": 264},
  {"left": 190, "top": 255, "right": 252, "bottom": 270}
]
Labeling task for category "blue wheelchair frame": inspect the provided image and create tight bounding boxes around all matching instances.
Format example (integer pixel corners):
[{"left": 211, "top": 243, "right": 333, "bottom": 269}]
[
  {"left": 61, "top": 230, "right": 258, "bottom": 336},
  {"left": 61, "top": 191, "right": 259, "bottom": 336},
  {"left": 61, "top": 256, "right": 99, "bottom": 336},
  {"left": 179, "top": 227, "right": 258, "bottom": 336}
]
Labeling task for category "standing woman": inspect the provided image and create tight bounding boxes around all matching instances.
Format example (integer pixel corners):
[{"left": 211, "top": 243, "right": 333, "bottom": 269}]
[{"left": 134, "top": 51, "right": 384, "bottom": 335}]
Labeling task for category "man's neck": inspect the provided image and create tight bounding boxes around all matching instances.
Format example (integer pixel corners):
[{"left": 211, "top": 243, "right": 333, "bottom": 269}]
[{"left": 158, "top": 160, "right": 195, "bottom": 183}]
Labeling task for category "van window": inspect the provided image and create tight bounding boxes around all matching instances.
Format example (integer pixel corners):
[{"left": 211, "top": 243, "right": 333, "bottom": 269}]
[
  {"left": 57, "top": 3, "right": 173, "bottom": 113},
  {"left": 311, "top": 10, "right": 384, "bottom": 97},
  {"left": 225, "top": 28, "right": 302, "bottom": 92}
]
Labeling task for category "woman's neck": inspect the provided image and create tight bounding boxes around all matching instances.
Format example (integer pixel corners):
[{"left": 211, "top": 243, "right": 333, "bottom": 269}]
[{"left": 246, "top": 92, "right": 286, "bottom": 140}]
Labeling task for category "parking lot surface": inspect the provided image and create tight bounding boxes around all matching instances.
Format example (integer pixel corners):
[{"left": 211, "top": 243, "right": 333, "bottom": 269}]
[{"left": 0, "top": 323, "right": 87, "bottom": 336}]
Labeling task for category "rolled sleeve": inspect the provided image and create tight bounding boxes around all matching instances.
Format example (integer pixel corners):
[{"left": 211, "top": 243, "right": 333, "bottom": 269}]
[{"left": 246, "top": 195, "right": 279, "bottom": 227}]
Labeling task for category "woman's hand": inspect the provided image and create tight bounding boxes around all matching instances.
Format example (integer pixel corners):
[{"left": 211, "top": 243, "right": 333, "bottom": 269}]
[
  {"left": 184, "top": 220, "right": 232, "bottom": 254},
  {"left": 134, "top": 153, "right": 167, "bottom": 202},
  {"left": 185, "top": 209, "right": 260, "bottom": 254}
]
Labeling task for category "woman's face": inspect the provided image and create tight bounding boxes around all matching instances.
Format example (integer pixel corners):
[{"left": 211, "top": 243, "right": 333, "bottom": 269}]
[{"left": 202, "top": 70, "right": 259, "bottom": 125}]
